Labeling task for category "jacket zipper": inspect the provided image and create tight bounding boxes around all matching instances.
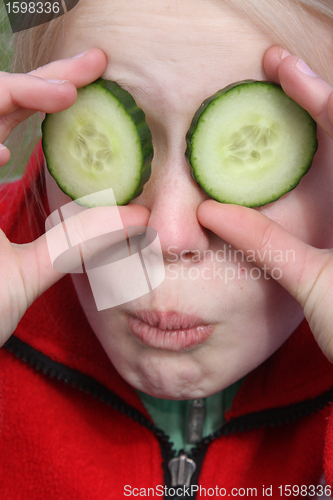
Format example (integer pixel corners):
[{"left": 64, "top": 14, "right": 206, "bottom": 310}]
[
  {"left": 4, "top": 335, "right": 333, "bottom": 498},
  {"left": 168, "top": 451, "right": 196, "bottom": 487}
]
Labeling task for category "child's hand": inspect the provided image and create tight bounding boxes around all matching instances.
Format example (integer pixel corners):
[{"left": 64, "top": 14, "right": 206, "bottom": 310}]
[
  {"left": 0, "top": 204, "right": 150, "bottom": 347},
  {"left": 0, "top": 47, "right": 150, "bottom": 347},
  {"left": 197, "top": 45, "right": 333, "bottom": 362},
  {"left": 0, "top": 48, "right": 107, "bottom": 166}
]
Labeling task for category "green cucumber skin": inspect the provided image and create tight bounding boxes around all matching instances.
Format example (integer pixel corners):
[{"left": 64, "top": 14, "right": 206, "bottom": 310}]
[
  {"left": 94, "top": 79, "right": 153, "bottom": 155},
  {"left": 185, "top": 80, "right": 318, "bottom": 207},
  {"left": 42, "top": 79, "right": 153, "bottom": 207}
]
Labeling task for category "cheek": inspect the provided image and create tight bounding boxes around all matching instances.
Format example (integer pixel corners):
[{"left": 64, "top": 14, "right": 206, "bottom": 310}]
[{"left": 256, "top": 128, "right": 333, "bottom": 249}]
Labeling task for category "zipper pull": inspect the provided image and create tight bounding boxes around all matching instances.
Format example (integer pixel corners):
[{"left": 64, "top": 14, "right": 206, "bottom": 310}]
[
  {"left": 168, "top": 451, "right": 196, "bottom": 487},
  {"left": 187, "top": 398, "right": 205, "bottom": 444}
]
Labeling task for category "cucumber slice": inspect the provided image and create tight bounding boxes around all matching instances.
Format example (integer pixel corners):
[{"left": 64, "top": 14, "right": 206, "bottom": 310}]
[
  {"left": 186, "top": 81, "right": 318, "bottom": 207},
  {"left": 42, "top": 79, "right": 153, "bottom": 207}
]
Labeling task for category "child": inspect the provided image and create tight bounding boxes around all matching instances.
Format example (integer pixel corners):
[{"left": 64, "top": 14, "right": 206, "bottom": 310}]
[{"left": 1, "top": 0, "right": 333, "bottom": 497}]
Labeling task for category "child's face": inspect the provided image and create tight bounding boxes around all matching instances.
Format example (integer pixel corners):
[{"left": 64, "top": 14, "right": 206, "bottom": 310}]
[{"left": 46, "top": 0, "right": 333, "bottom": 399}]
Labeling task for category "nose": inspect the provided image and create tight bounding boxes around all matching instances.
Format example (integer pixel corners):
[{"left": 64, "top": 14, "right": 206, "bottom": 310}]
[{"left": 140, "top": 155, "right": 211, "bottom": 260}]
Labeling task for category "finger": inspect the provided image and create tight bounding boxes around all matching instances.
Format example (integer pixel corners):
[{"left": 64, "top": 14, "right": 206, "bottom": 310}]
[
  {"left": 197, "top": 200, "right": 331, "bottom": 307},
  {"left": 0, "top": 76, "right": 77, "bottom": 143},
  {"left": 28, "top": 48, "right": 107, "bottom": 89},
  {"left": 0, "top": 144, "right": 10, "bottom": 167},
  {"left": 0, "top": 74, "right": 77, "bottom": 115},
  {"left": 262, "top": 45, "right": 289, "bottom": 84},
  {"left": 17, "top": 204, "right": 150, "bottom": 303},
  {"left": 278, "top": 56, "right": 333, "bottom": 137},
  {"left": 263, "top": 45, "right": 333, "bottom": 137},
  {"left": 0, "top": 49, "right": 107, "bottom": 142}
]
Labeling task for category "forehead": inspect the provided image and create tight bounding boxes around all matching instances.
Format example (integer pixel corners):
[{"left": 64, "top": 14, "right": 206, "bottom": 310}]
[{"left": 56, "top": 0, "right": 275, "bottom": 109}]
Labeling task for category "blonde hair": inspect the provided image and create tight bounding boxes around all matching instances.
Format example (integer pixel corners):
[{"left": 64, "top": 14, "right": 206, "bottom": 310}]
[
  {"left": 12, "top": 19, "right": 65, "bottom": 73},
  {"left": 224, "top": 0, "right": 333, "bottom": 84},
  {"left": 12, "top": 0, "right": 333, "bottom": 78},
  {"left": 12, "top": 0, "right": 333, "bottom": 79}
]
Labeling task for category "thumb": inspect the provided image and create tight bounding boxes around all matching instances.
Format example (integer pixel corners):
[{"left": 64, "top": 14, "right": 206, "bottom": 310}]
[
  {"left": 18, "top": 204, "right": 151, "bottom": 304},
  {"left": 197, "top": 200, "right": 333, "bottom": 332}
]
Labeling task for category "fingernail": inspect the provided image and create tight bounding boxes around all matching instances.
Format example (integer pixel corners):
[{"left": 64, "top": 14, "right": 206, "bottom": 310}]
[
  {"left": 71, "top": 50, "right": 89, "bottom": 58},
  {"left": 294, "top": 58, "right": 317, "bottom": 77},
  {"left": 44, "top": 79, "right": 70, "bottom": 84},
  {"left": 278, "top": 47, "right": 291, "bottom": 60},
  {"left": 0, "top": 145, "right": 7, "bottom": 151}
]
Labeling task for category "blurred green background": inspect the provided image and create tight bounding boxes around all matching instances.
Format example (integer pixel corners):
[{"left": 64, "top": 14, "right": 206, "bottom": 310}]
[
  {"left": 0, "top": 1, "right": 14, "bottom": 70},
  {"left": 0, "top": 1, "right": 38, "bottom": 182}
]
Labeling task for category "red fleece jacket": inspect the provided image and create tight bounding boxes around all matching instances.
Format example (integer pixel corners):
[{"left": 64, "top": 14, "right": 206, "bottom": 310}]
[{"left": 1, "top": 144, "right": 333, "bottom": 499}]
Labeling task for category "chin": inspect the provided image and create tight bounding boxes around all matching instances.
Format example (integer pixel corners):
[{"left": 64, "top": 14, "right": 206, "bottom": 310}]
[
  {"left": 116, "top": 346, "right": 223, "bottom": 400},
  {"left": 135, "top": 380, "right": 209, "bottom": 401}
]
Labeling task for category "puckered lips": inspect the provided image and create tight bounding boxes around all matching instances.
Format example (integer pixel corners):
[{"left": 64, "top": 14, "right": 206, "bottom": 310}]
[{"left": 127, "top": 310, "right": 214, "bottom": 351}]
